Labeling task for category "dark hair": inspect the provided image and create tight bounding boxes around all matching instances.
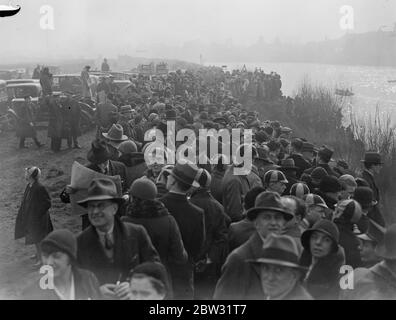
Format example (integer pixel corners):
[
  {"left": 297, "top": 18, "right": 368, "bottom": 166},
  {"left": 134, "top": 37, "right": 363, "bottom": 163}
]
[{"left": 244, "top": 186, "right": 266, "bottom": 210}]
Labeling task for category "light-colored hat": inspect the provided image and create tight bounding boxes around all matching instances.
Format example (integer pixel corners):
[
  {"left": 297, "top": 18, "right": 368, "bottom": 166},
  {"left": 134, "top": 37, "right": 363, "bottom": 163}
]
[{"left": 102, "top": 124, "right": 128, "bottom": 142}]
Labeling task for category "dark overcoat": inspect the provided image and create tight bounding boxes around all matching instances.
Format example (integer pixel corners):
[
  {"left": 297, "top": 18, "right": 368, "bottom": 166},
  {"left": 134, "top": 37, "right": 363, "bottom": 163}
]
[
  {"left": 213, "top": 232, "right": 265, "bottom": 300},
  {"left": 76, "top": 217, "right": 160, "bottom": 285},
  {"left": 15, "top": 102, "right": 36, "bottom": 138}
]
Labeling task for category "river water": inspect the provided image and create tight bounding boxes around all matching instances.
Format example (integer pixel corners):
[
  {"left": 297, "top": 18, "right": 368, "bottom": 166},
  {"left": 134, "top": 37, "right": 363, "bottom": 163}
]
[{"left": 207, "top": 62, "right": 396, "bottom": 124}]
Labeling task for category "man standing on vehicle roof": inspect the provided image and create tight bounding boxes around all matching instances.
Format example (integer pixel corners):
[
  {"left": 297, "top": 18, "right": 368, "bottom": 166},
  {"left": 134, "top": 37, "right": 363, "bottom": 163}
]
[{"left": 81, "top": 66, "right": 92, "bottom": 99}]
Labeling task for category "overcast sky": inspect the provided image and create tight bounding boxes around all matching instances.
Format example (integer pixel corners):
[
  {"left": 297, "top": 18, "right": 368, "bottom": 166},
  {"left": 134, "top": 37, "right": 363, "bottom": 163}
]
[{"left": 1, "top": 0, "right": 395, "bottom": 62}]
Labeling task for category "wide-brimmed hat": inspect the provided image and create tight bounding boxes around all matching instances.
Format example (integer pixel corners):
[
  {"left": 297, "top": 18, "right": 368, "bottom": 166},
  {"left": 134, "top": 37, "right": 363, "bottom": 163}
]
[
  {"left": 78, "top": 178, "right": 123, "bottom": 207},
  {"left": 279, "top": 159, "right": 299, "bottom": 171},
  {"left": 357, "top": 219, "right": 385, "bottom": 243},
  {"left": 102, "top": 124, "right": 128, "bottom": 142},
  {"left": 248, "top": 234, "right": 306, "bottom": 270},
  {"left": 301, "top": 219, "right": 340, "bottom": 253},
  {"left": 375, "top": 224, "right": 396, "bottom": 260},
  {"left": 246, "top": 191, "right": 294, "bottom": 221},
  {"left": 361, "top": 152, "right": 383, "bottom": 165},
  {"left": 87, "top": 139, "right": 111, "bottom": 165},
  {"left": 170, "top": 162, "right": 199, "bottom": 187},
  {"left": 353, "top": 187, "right": 377, "bottom": 209}
]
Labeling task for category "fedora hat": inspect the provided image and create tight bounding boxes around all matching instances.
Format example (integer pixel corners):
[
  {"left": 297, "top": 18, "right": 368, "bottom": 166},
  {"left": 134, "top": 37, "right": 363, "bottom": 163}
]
[
  {"left": 102, "top": 124, "right": 128, "bottom": 142},
  {"left": 279, "top": 159, "right": 299, "bottom": 171},
  {"left": 301, "top": 219, "right": 340, "bottom": 253},
  {"left": 78, "top": 178, "right": 123, "bottom": 208},
  {"left": 361, "top": 152, "right": 383, "bottom": 165},
  {"left": 375, "top": 224, "right": 396, "bottom": 260},
  {"left": 246, "top": 191, "right": 294, "bottom": 221},
  {"left": 353, "top": 187, "right": 377, "bottom": 209},
  {"left": 248, "top": 234, "right": 306, "bottom": 270},
  {"left": 170, "top": 162, "right": 199, "bottom": 187},
  {"left": 87, "top": 139, "right": 111, "bottom": 165}
]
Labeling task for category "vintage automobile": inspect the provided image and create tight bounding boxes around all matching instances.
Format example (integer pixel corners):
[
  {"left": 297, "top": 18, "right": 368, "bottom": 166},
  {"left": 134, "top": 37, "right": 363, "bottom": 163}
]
[{"left": 1, "top": 82, "right": 95, "bottom": 133}]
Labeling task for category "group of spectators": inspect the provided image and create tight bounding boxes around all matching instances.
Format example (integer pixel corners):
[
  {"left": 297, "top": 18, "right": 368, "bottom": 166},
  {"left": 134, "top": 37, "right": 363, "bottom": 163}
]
[{"left": 13, "top": 66, "right": 396, "bottom": 300}]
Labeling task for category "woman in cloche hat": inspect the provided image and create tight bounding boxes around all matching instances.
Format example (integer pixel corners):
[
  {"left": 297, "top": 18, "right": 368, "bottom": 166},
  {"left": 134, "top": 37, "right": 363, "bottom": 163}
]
[
  {"left": 22, "top": 229, "right": 102, "bottom": 300},
  {"left": 300, "top": 219, "right": 345, "bottom": 299}
]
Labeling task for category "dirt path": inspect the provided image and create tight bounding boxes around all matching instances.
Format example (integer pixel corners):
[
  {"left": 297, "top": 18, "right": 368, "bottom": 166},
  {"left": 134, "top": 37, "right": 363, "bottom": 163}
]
[{"left": 0, "top": 129, "right": 96, "bottom": 299}]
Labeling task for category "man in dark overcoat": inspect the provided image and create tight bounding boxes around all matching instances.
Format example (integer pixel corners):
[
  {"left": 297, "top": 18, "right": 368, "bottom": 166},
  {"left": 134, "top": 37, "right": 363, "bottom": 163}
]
[{"left": 76, "top": 178, "right": 160, "bottom": 299}]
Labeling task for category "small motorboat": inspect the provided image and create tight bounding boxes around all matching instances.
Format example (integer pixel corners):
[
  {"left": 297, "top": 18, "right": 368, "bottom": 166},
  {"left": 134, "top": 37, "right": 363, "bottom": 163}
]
[
  {"left": 0, "top": 3, "right": 21, "bottom": 17},
  {"left": 335, "top": 88, "right": 354, "bottom": 97}
]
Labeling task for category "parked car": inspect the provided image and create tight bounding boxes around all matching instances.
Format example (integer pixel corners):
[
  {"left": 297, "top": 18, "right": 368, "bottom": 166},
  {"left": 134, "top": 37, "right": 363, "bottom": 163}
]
[
  {"left": 3, "top": 82, "right": 95, "bottom": 133},
  {"left": 52, "top": 74, "right": 100, "bottom": 97}
]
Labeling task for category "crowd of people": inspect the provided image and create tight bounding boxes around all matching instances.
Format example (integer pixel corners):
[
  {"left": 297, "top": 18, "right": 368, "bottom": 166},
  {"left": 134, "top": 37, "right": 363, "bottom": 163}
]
[{"left": 13, "top": 65, "right": 396, "bottom": 300}]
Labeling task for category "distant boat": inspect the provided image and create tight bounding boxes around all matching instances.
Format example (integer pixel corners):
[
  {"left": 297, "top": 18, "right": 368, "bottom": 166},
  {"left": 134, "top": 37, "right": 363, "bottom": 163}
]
[
  {"left": 388, "top": 80, "right": 396, "bottom": 83},
  {"left": 0, "top": 4, "right": 20, "bottom": 17},
  {"left": 335, "top": 88, "right": 354, "bottom": 97}
]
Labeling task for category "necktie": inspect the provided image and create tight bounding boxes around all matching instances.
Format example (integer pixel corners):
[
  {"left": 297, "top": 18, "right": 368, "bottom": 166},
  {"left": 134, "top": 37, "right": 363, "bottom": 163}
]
[{"left": 104, "top": 233, "right": 113, "bottom": 250}]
